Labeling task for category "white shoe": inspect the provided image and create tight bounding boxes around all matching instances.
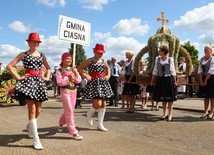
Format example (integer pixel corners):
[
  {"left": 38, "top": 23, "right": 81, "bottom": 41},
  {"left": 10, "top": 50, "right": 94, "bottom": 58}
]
[
  {"left": 34, "top": 140, "right": 43, "bottom": 150},
  {"left": 58, "top": 125, "right": 63, "bottom": 132},
  {"left": 71, "top": 134, "right": 83, "bottom": 140},
  {"left": 97, "top": 126, "right": 108, "bottom": 132}
]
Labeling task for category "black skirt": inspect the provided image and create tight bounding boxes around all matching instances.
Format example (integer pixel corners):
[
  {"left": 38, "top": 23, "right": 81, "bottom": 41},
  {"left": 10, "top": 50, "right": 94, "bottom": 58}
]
[
  {"left": 146, "top": 85, "right": 155, "bottom": 93},
  {"left": 206, "top": 75, "right": 214, "bottom": 98},
  {"left": 198, "top": 75, "right": 214, "bottom": 98},
  {"left": 197, "top": 76, "right": 206, "bottom": 98},
  {"left": 152, "top": 76, "right": 177, "bottom": 102},
  {"left": 122, "top": 75, "right": 140, "bottom": 95}
]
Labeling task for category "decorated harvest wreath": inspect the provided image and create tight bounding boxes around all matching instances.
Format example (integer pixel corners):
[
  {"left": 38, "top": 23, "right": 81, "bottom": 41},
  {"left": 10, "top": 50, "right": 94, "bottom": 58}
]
[
  {"left": 133, "top": 25, "right": 193, "bottom": 84},
  {"left": 0, "top": 79, "right": 17, "bottom": 103}
]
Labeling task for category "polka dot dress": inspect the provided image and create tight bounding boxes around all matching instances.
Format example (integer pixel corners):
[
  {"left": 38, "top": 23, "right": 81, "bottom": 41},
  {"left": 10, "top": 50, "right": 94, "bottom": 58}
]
[
  {"left": 13, "top": 52, "right": 48, "bottom": 102},
  {"left": 84, "top": 58, "right": 113, "bottom": 99}
]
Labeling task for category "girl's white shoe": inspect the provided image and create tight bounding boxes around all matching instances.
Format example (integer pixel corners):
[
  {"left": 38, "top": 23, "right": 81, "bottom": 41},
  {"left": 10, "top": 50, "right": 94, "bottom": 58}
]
[{"left": 71, "top": 134, "right": 83, "bottom": 140}]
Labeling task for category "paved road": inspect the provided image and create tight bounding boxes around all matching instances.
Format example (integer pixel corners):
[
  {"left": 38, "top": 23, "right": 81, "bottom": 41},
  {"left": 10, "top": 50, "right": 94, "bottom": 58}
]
[{"left": 0, "top": 93, "right": 214, "bottom": 155}]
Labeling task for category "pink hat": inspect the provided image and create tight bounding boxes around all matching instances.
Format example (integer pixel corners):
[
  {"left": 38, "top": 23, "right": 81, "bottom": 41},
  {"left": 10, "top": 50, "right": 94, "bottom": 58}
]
[
  {"left": 93, "top": 44, "right": 105, "bottom": 53},
  {"left": 59, "top": 52, "right": 72, "bottom": 67},
  {"left": 26, "top": 32, "right": 42, "bottom": 43}
]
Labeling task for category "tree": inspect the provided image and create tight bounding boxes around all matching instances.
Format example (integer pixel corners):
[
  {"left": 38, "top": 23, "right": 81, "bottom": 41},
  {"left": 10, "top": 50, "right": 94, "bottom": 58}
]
[
  {"left": 179, "top": 41, "right": 199, "bottom": 68},
  {"left": 69, "top": 43, "right": 87, "bottom": 66}
]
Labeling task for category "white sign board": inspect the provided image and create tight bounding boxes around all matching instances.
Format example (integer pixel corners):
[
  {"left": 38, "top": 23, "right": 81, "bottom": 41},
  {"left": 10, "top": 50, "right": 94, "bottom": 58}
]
[{"left": 58, "top": 15, "right": 91, "bottom": 46}]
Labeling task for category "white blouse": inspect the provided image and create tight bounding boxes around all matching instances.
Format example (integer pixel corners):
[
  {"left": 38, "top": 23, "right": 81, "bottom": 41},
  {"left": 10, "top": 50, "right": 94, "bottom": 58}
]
[
  {"left": 198, "top": 56, "right": 214, "bottom": 74},
  {"left": 178, "top": 63, "right": 186, "bottom": 72}
]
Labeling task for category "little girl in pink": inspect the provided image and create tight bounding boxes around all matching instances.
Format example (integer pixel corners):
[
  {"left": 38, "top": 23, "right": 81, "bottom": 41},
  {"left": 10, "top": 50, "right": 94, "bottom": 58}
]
[{"left": 56, "top": 52, "right": 83, "bottom": 140}]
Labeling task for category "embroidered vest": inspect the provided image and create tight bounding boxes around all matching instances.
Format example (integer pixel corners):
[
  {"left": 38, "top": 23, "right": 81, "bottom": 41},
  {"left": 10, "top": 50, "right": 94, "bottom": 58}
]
[
  {"left": 125, "top": 60, "right": 133, "bottom": 75},
  {"left": 157, "top": 57, "right": 171, "bottom": 77},
  {"left": 200, "top": 57, "right": 212, "bottom": 76}
]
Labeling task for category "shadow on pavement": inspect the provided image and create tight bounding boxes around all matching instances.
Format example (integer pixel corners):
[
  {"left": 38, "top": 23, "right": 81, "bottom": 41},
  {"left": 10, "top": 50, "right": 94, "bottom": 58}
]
[{"left": 0, "top": 134, "right": 32, "bottom": 148}]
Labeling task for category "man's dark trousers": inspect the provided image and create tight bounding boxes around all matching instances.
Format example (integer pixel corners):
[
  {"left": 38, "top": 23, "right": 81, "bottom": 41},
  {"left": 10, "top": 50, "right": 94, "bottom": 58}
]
[{"left": 109, "top": 76, "right": 119, "bottom": 106}]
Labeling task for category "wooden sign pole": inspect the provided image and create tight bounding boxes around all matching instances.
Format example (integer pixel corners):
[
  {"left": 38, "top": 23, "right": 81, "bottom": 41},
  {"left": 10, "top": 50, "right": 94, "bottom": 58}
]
[{"left": 72, "top": 43, "right": 76, "bottom": 67}]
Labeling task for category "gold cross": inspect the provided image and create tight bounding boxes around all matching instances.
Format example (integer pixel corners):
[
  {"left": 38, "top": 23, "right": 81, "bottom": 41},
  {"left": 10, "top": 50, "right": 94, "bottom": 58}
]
[{"left": 156, "top": 11, "right": 169, "bottom": 26}]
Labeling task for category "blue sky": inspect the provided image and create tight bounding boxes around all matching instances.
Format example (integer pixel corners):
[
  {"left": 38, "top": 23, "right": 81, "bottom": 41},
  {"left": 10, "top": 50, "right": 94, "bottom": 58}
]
[{"left": 1, "top": 0, "right": 214, "bottom": 70}]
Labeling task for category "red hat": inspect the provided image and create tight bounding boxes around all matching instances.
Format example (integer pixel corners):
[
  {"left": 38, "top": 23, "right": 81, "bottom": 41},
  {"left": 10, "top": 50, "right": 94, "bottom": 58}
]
[
  {"left": 26, "top": 32, "right": 42, "bottom": 43},
  {"left": 59, "top": 52, "right": 72, "bottom": 67},
  {"left": 93, "top": 44, "right": 105, "bottom": 53}
]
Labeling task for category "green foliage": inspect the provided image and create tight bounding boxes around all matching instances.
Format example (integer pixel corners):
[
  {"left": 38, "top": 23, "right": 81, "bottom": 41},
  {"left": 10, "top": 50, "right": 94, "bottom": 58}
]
[
  {"left": 0, "top": 67, "right": 24, "bottom": 79},
  {"left": 179, "top": 41, "right": 199, "bottom": 68},
  {"left": 17, "top": 68, "right": 25, "bottom": 76},
  {"left": 69, "top": 43, "right": 87, "bottom": 66}
]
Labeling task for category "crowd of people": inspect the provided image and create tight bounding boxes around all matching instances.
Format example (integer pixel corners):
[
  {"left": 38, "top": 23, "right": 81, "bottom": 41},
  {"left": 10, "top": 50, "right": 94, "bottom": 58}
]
[{"left": 6, "top": 32, "right": 214, "bottom": 150}]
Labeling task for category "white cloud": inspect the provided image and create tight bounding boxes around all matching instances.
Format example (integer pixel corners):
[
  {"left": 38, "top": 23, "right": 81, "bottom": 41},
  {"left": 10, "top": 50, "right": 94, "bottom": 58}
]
[
  {"left": 8, "top": 21, "right": 31, "bottom": 33},
  {"left": 40, "top": 35, "right": 70, "bottom": 54},
  {"left": 59, "top": 0, "right": 66, "bottom": 6},
  {"left": 104, "top": 36, "right": 146, "bottom": 52},
  {"left": 39, "top": 35, "right": 71, "bottom": 68},
  {"left": 90, "top": 31, "right": 147, "bottom": 61},
  {"left": 93, "top": 32, "right": 111, "bottom": 42},
  {"left": 0, "top": 44, "right": 24, "bottom": 68},
  {"left": 0, "top": 44, "right": 23, "bottom": 58},
  {"left": 80, "top": 0, "right": 109, "bottom": 11},
  {"left": 102, "top": 36, "right": 146, "bottom": 61},
  {"left": 113, "top": 18, "right": 150, "bottom": 36},
  {"left": 198, "top": 33, "right": 214, "bottom": 44},
  {"left": 173, "top": 3, "right": 214, "bottom": 32},
  {"left": 36, "top": 0, "right": 66, "bottom": 7}
]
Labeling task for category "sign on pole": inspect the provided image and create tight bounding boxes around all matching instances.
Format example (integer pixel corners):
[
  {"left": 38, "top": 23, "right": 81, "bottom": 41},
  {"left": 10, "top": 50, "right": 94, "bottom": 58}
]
[
  {"left": 58, "top": 15, "right": 91, "bottom": 46},
  {"left": 58, "top": 15, "right": 91, "bottom": 67}
]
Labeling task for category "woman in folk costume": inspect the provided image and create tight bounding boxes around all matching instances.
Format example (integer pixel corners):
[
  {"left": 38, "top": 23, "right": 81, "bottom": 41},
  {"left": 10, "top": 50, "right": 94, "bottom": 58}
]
[
  {"left": 150, "top": 45, "right": 177, "bottom": 122},
  {"left": 7, "top": 32, "right": 51, "bottom": 150},
  {"left": 56, "top": 52, "right": 83, "bottom": 140},
  {"left": 77, "top": 44, "right": 113, "bottom": 132},
  {"left": 122, "top": 51, "right": 139, "bottom": 113},
  {"left": 198, "top": 44, "right": 214, "bottom": 119}
]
